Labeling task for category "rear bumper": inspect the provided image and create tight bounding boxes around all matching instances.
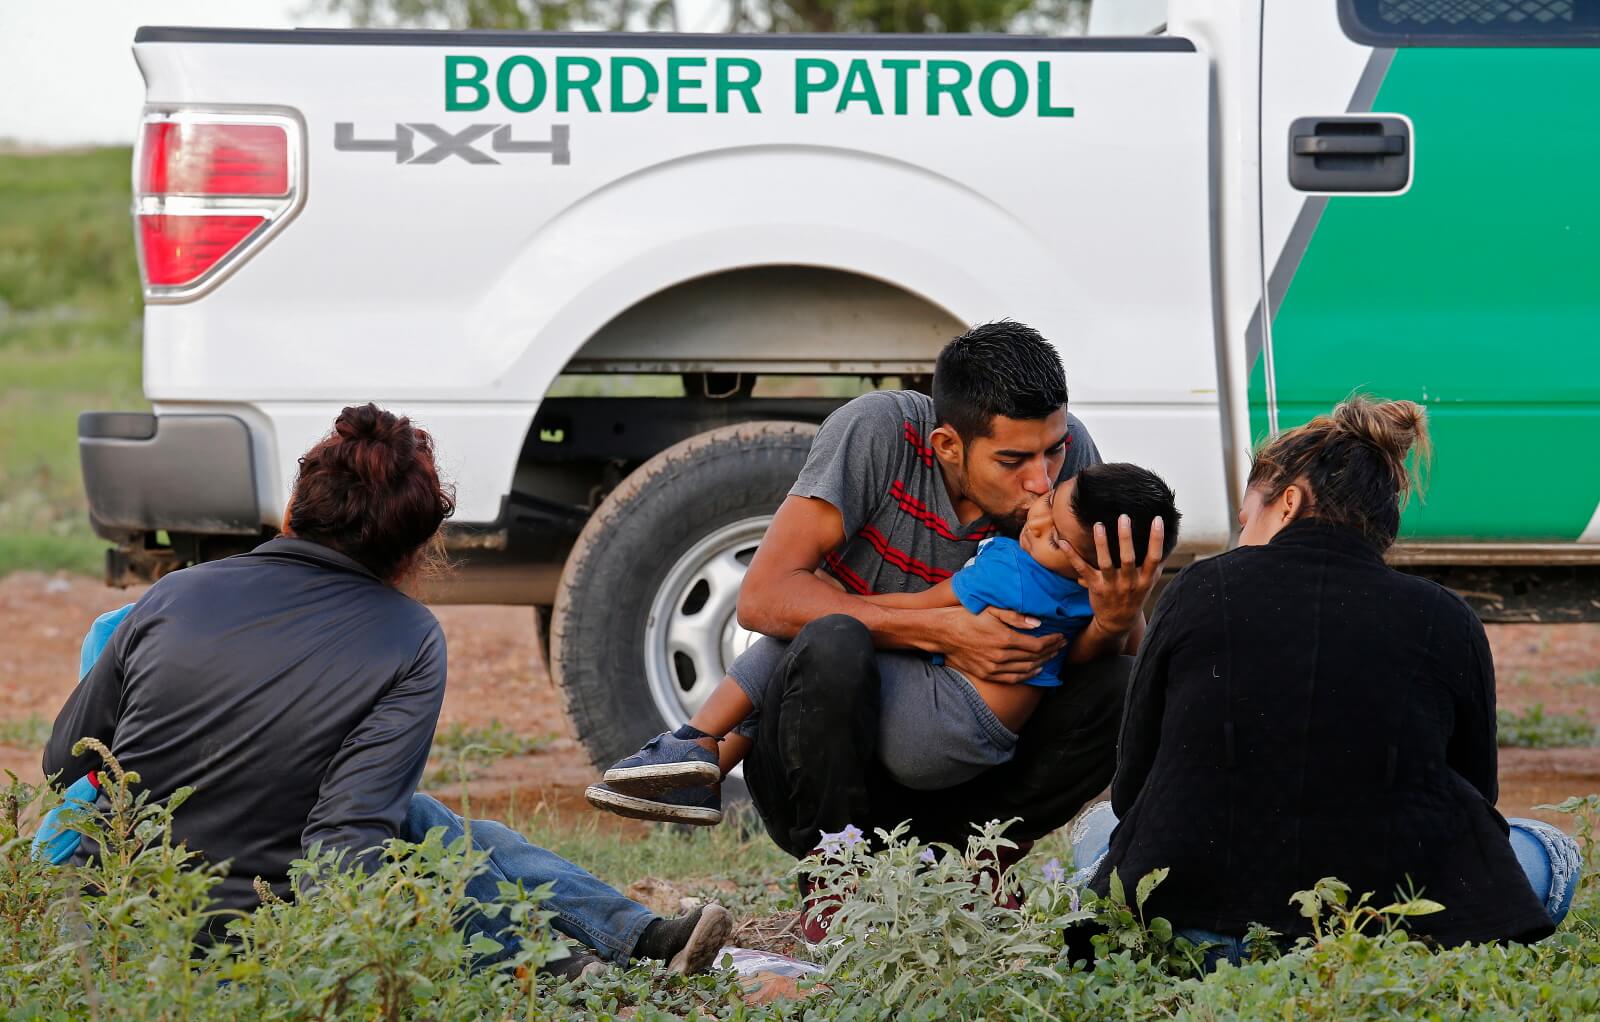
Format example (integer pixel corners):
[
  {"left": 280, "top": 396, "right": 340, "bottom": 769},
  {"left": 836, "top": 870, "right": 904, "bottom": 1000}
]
[{"left": 78, "top": 412, "right": 263, "bottom": 539}]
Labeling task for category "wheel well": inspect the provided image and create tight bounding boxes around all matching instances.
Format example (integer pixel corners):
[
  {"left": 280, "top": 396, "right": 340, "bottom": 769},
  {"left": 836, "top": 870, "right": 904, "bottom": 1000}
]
[
  {"left": 473, "top": 265, "right": 956, "bottom": 597},
  {"left": 565, "top": 264, "right": 964, "bottom": 374},
  {"left": 511, "top": 264, "right": 956, "bottom": 526}
]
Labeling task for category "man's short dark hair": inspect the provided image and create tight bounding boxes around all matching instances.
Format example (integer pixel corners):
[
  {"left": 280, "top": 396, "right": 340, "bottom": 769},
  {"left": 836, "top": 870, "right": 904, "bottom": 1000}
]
[
  {"left": 1070, "top": 463, "right": 1182, "bottom": 568},
  {"left": 933, "top": 321, "right": 1069, "bottom": 441}
]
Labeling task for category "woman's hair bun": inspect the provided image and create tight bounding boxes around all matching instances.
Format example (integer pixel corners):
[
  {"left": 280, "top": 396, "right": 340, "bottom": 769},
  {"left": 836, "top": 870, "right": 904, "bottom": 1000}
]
[
  {"left": 1331, "top": 396, "right": 1431, "bottom": 494},
  {"left": 286, "top": 403, "right": 455, "bottom": 582},
  {"left": 1246, "top": 393, "right": 1432, "bottom": 550},
  {"left": 332, "top": 403, "right": 416, "bottom": 487}
]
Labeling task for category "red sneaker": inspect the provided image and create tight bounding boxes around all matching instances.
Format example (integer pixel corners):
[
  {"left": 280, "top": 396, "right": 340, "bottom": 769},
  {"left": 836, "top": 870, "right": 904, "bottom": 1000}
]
[{"left": 797, "top": 872, "right": 843, "bottom": 946}]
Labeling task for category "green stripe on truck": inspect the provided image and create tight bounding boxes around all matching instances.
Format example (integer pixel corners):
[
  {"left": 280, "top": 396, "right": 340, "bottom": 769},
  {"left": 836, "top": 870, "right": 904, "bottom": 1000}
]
[{"left": 1264, "top": 46, "right": 1600, "bottom": 542}]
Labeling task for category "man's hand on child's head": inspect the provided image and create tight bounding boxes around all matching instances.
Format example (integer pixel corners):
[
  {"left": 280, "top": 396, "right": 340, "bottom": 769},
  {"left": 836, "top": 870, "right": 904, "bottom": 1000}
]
[{"left": 1059, "top": 514, "right": 1166, "bottom": 637}]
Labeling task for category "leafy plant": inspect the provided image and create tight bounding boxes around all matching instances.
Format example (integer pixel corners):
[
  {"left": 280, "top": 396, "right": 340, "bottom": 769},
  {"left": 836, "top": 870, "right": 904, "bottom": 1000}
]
[
  {"left": 6, "top": 750, "right": 1600, "bottom": 1020},
  {"left": 1088, "top": 865, "right": 1209, "bottom": 975},
  {"left": 0, "top": 714, "right": 52, "bottom": 749},
  {"left": 801, "top": 819, "right": 1093, "bottom": 1009},
  {"left": 425, "top": 719, "right": 557, "bottom": 784},
  {"left": 0, "top": 742, "right": 756, "bottom": 1020},
  {"left": 1498, "top": 704, "right": 1599, "bottom": 749}
]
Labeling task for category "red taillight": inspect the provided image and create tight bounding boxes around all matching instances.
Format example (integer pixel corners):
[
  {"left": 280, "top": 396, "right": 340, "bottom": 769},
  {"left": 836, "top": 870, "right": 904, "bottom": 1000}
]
[
  {"left": 134, "top": 110, "right": 302, "bottom": 297},
  {"left": 138, "top": 215, "right": 268, "bottom": 286},
  {"left": 138, "top": 122, "right": 289, "bottom": 197}
]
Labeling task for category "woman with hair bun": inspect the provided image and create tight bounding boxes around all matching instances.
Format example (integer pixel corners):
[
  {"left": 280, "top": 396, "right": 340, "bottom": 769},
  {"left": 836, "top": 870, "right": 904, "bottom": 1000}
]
[
  {"left": 1067, "top": 396, "right": 1581, "bottom": 967},
  {"left": 44, "top": 403, "right": 730, "bottom": 979}
]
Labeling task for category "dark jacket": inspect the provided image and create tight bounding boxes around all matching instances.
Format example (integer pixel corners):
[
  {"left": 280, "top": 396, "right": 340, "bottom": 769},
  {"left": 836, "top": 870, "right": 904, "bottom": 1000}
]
[
  {"left": 45, "top": 538, "right": 446, "bottom": 919},
  {"left": 1090, "top": 520, "right": 1552, "bottom": 946}
]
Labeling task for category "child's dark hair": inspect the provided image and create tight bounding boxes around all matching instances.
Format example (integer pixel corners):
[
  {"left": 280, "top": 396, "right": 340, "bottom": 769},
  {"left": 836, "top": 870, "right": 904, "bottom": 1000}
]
[
  {"left": 933, "top": 320, "right": 1068, "bottom": 441},
  {"left": 1070, "top": 463, "right": 1181, "bottom": 567},
  {"left": 286, "top": 403, "right": 456, "bottom": 583}
]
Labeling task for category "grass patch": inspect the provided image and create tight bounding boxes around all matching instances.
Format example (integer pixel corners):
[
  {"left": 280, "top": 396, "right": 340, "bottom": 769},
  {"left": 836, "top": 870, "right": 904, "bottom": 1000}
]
[
  {"left": 424, "top": 720, "right": 558, "bottom": 785},
  {"left": 0, "top": 148, "right": 144, "bottom": 577},
  {"left": 1498, "top": 704, "right": 1599, "bottom": 749},
  {"left": 0, "top": 147, "right": 141, "bottom": 321},
  {"left": 0, "top": 715, "right": 51, "bottom": 749},
  {"left": 511, "top": 802, "right": 796, "bottom": 920}
]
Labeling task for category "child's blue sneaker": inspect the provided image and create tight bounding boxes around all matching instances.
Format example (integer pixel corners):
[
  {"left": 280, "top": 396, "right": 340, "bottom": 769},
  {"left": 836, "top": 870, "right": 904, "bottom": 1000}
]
[
  {"left": 584, "top": 781, "right": 722, "bottom": 826},
  {"left": 602, "top": 732, "right": 720, "bottom": 795}
]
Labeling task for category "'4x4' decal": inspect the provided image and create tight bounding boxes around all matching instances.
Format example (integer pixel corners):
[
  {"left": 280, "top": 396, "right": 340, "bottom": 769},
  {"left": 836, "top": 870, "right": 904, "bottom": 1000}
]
[{"left": 334, "top": 123, "right": 571, "bottom": 165}]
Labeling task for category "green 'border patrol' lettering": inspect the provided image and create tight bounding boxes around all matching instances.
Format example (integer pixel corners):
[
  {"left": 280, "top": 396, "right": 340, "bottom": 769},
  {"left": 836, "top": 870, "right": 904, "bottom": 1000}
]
[{"left": 446, "top": 53, "right": 1073, "bottom": 118}]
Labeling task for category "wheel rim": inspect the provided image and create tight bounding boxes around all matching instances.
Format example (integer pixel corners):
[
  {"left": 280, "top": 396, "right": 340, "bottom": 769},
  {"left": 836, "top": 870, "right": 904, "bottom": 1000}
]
[{"left": 643, "top": 516, "right": 771, "bottom": 728}]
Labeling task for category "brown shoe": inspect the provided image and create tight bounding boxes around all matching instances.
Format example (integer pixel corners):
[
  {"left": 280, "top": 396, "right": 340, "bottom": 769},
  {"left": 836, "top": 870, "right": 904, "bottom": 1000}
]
[{"left": 666, "top": 903, "right": 733, "bottom": 975}]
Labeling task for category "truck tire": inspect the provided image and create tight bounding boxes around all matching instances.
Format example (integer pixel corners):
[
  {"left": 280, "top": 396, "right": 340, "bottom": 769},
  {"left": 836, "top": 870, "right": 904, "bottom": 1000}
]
[{"left": 550, "top": 420, "right": 818, "bottom": 778}]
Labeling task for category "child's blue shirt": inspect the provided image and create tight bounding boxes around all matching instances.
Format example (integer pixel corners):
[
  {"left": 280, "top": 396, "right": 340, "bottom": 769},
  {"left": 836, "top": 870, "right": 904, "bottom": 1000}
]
[{"left": 948, "top": 537, "right": 1093, "bottom": 688}]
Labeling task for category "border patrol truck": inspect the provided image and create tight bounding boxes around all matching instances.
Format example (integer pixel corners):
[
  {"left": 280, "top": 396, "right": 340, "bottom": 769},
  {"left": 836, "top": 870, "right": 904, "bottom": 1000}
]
[{"left": 80, "top": 1, "right": 1600, "bottom": 775}]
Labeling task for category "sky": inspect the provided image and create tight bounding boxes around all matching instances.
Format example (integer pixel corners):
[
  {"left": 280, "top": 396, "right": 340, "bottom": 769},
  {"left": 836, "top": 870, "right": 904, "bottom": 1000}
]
[{"left": 0, "top": 0, "right": 727, "bottom": 147}]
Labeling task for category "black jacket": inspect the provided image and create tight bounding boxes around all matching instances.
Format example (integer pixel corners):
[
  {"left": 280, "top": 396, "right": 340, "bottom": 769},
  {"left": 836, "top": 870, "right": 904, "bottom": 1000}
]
[
  {"left": 45, "top": 538, "right": 446, "bottom": 918},
  {"left": 1090, "top": 520, "right": 1552, "bottom": 946}
]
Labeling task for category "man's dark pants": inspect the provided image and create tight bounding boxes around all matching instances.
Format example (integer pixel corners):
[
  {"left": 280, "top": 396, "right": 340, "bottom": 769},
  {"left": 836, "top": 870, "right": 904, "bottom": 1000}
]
[{"left": 740, "top": 615, "right": 1132, "bottom": 858}]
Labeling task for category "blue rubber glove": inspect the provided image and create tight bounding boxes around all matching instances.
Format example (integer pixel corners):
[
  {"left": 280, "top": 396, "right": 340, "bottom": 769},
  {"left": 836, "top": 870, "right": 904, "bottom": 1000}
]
[
  {"left": 31, "top": 771, "right": 101, "bottom": 864},
  {"left": 30, "top": 602, "right": 135, "bottom": 865}
]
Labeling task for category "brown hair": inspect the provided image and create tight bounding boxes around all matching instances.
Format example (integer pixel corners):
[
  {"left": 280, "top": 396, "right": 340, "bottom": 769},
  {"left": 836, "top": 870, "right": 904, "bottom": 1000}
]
[
  {"left": 1247, "top": 395, "right": 1431, "bottom": 550},
  {"left": 284, "top": 403, "right": 455, "bottom": 583}
]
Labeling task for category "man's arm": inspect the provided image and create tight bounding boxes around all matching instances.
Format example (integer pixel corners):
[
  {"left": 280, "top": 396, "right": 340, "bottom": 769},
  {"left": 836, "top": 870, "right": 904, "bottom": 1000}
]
[{"left": 736, "top": 495, "right": 1062, "bottom": 685}]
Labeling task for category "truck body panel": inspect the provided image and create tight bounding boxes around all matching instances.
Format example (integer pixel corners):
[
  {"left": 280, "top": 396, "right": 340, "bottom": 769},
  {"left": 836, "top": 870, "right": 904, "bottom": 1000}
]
[
  {"left": 131, "top": 31, "right": 1228, "bottom": 544},
  {"left": 1257, "top": 1, "right": 1600, "bottom": 543}
]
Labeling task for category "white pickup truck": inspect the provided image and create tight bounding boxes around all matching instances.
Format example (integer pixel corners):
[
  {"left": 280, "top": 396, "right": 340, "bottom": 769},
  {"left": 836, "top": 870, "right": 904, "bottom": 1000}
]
[{"left": 82, "top": 1, "right": 1600, "bottom": 773}]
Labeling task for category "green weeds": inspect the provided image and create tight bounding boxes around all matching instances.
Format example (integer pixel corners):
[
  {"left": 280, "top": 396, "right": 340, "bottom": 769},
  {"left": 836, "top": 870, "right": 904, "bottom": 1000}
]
[
  {"left": 1498, "top": 704, "right": 1599, "bottom": 748},
  {"left": 515, "top": 801, "right": 793, "bottom": 921},
  {"left": 0, "top": 715, "right": 52, "bottom": 749},
  {"left": 2, "top": 747, "right": 757, "bottom": 1020},
  {"left": 1564, "top": 669, "right": 1600, "bottom": 689},
  {"left": 4, "top": 756, "right": 1600, "bottom": 1019},
  {"left": 790, "top": 802, "right": 1600, "bottom": 1020},
  {"left": 424, "top": 720, "right": 558, "bottom": 785}
]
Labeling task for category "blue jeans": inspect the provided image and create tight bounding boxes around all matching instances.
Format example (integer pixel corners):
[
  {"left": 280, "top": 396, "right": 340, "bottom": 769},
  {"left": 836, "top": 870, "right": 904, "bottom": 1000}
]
[
  {"left": 402, "top": 793, "right": 656, "bottom": 964},
  {"left": 1067, "top": 802, "right": 1584, "bottom": 970}
]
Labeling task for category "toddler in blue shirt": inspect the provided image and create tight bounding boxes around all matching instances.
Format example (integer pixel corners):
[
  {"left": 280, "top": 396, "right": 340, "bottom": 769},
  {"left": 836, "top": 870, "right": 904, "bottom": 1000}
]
[{"left": 857, "top": 462, "right": 1180, "bottom": 789}]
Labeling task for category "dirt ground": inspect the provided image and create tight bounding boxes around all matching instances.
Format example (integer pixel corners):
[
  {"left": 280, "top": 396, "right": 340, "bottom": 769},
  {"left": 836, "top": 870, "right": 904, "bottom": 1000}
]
[{"left": 4, "top": 571, "right": 1598, "bottom": 833}]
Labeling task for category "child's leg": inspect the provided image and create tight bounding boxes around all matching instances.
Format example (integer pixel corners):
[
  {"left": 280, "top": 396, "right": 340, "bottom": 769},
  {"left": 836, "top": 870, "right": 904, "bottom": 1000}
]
[
  {"left": 684, "top": 678, "right": 755, "bottom": 744},
  {"left": 676, "top": 679, "right": 756, "bottom": 778},
  {"left": 592, "top": 639, "right": 784, "bottom": 809},
  {"left": 717, "top": 733, "right": 753, "bottom": 776},
  {"left": 682, "top": 636, "right": 788, "bottom": 766}
]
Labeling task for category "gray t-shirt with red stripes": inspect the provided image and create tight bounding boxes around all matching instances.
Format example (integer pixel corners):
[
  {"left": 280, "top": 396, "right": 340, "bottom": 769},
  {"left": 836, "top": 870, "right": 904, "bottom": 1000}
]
[{"left": 792, "top": 390, "right": 1101, "bottom": 596}]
